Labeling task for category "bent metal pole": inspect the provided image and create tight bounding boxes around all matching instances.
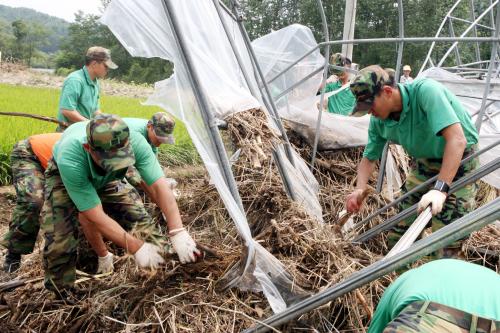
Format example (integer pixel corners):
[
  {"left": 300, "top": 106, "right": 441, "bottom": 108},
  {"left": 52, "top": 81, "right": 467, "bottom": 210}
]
[
  {"left": 243, "top": 197, "right": 500, "bottom": 333},
  {"left": 354, "top": 155, "right": 500, "bottom": 243},
  {"left": 351, "top": 138, "right": 500, "bottom": 231}
]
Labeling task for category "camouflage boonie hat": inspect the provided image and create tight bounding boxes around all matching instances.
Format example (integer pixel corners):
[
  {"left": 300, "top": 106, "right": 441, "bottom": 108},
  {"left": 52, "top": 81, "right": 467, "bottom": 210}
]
[
  {"left": 150, "top": 112, "right": 175, "bottom": 144},
  {"left": 86, "top": 114, "right": 135, "bottom": 172},
  {"left": 329, "top": 53, "right": 349, "bottom": 75},
  {"left": 350, "top": 65, "right": 389, "bottom": 115}
]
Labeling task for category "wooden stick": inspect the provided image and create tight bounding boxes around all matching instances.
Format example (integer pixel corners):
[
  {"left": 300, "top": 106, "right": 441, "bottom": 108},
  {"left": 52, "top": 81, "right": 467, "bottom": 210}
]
[
  {"left": 0, "top": 111, "right": 69, "bottom": 128},
  {"left": 355, "top": 289, "right": 373, "bottom": 321}
]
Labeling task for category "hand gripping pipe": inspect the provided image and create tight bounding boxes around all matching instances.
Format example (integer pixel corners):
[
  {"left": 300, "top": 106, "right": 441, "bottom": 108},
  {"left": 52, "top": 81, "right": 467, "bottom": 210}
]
[
  {"left": 351, "top": 138, "right": 500, "bottom": 232},
  {"left": 354, "top": 155, "right": 500, "bottom": 243}
]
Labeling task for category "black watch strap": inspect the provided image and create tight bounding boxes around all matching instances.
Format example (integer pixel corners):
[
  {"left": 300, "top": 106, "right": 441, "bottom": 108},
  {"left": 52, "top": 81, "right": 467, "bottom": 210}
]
[{"left": 434, "top": 180, "right": 450, "bottom": 194}]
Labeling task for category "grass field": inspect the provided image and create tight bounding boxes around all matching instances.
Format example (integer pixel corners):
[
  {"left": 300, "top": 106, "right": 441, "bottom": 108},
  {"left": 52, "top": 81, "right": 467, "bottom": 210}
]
[{"left": 0, "top": 83, "right": 199, "bottom": 184}]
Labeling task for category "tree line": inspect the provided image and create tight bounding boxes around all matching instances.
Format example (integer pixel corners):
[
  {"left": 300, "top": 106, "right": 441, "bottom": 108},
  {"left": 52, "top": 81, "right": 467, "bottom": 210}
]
[{"left": 1, "top": 0, "right": 495, "bottom": 84}]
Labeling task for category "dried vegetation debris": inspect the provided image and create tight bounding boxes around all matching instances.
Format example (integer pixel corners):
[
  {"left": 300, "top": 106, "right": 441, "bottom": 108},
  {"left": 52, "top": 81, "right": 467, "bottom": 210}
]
[{"left": 0, "top": 107, "right": 498, "bottom": 332}]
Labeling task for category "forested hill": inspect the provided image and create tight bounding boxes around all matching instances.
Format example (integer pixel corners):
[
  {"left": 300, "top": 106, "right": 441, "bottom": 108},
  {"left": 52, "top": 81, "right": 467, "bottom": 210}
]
[{"left": 0, "top": 4, "right": 68, "bottom": 53}]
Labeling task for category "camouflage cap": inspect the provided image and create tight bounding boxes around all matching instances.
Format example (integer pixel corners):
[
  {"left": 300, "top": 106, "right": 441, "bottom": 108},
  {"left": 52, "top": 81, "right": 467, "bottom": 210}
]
[
  {"left": 329, "top": 53, "right": 351, "bottom": 75},
  {"left": 86, "top": 46, "right": 118, "bottom": 70},
  {"left": 350, "top": 65, "right": 389, "bottom": 115},
  {"left": 86, "top": 114, "right": 135, "bottom": 172},
  {"left": 150, "top": 112, "right": 175, "bottom": 144},
  {"left": 384, "top": 68, "right": 396, "bottom": 87}
]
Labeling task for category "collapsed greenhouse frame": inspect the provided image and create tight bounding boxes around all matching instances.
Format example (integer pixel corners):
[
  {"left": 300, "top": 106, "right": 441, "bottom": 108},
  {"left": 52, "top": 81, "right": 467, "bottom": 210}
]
[{"left": 106, "top": 0, "right": 500, "bottom": 331}]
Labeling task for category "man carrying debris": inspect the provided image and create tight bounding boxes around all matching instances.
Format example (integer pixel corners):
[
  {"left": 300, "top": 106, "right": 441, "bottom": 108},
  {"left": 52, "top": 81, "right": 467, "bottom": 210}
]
[
  {"left": 318, "top": 53, "right": 356, "bottom": 115},
  {"left": 345, "top": 65, "right": 479, "bottom": 259},
  {"left": 56, "top": 46, "right": 118, "bottom": 131},
  {"left": 1, "top": 133, "right": 62, "bottom": 273},
  {"left": 368, "top": 259, "right": 500, "bottom": 332},
  {"left": 42, "top": 114, "right": 200, "bottom": 296}
]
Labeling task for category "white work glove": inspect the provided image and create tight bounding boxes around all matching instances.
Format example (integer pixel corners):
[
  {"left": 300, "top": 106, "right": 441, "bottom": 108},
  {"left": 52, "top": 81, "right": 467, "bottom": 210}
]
[
  {"left": 418, "top": 190, "right": 447, "bottom": 216},
  {"left": 134, "top": 242, "right": 165, "bottom": 269},
  {"left": 170, "top": 230, "right": 201, "bottom": 264},
  {"left": 97, "top": 252, "right": 114, "bottom": 274}
]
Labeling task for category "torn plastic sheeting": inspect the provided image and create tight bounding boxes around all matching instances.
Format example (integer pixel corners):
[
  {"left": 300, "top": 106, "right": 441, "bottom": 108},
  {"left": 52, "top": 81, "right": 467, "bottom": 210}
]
[
  {"left": 102, "top": 0, "right": 324, "bottom": 224},
  {"left": 102, "top": 0, "right": 310, "bottom": 313},
  {"left": 250, "top": 23, "right": 403, "bottom": 200}
]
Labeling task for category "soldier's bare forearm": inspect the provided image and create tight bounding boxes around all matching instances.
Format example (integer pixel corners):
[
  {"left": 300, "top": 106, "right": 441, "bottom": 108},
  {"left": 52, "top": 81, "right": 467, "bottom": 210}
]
[
  {"left": 79, "top": 213, "right": 107, "bottom": 257},
  {"left": 61, "top": 109, "right": 87, "bottom": 123},
  {"left": 356, "top": 157, "right": 377, "bottom": 190},
  {"left": 439, "top": 123, "right": 467, "bottom": 185},
  {"left": 80, "top": 205, "right": 143, "bottom": 254},
  {"left": 150, "top": 177, "right": 183, "bottom": 233}
]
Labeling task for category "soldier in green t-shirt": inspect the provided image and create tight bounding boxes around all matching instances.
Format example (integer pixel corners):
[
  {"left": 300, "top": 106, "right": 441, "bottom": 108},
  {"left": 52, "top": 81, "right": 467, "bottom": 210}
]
[
  {"left": 56, "top": 46, "right": 118, "bottom": 131},
  {"left": 123, "top": 112, "right": 176, "bottom": 191},
  {"left": 318, "top": 53, "right": 356, "bottom": 116},
  {"left": 345, "top": 65, "right": 479, "bottom": 259},
  {"left": 368, "top": 259, "right": 500, "bottom": 333},
  {"left": 41, "top": 114, "right": 200, "bottom": 298}
]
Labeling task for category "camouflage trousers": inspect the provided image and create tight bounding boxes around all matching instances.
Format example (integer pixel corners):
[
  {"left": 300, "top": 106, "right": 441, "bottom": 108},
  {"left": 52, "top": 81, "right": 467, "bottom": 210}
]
[
  {"left": 41, "top": 159, "right": 164, "bottom": 291},
  {"left": 126, "top": 166, "right": 143, "bottom": 188},
  {"left": 387, "top": 154, "right": 479, "bottom": 260},
  {"left": 0, "top": 139, "right": 44, "bottom": 255},
  {"left": 384, "top": 301, "right": 500, "bottom": 333}
]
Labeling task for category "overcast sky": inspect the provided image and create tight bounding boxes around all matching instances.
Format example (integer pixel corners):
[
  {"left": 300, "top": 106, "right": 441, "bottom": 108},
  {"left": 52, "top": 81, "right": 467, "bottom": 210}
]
[{"left": 0, "top": 0, "right": 104, "bottom": 22}]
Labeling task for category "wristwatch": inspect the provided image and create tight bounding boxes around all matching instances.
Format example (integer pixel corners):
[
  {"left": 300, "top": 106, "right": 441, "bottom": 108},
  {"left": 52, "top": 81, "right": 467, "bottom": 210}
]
[{"left": 434, "top": 179, "right": 450, "bottom": 194}]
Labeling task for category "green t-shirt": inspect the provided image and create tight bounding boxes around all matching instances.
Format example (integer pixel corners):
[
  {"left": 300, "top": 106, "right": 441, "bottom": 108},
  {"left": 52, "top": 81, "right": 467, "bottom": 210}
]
[
  {"left": 324, "top": 81, "right": 356, "bottom": 116},
  {"left": 368, "top": 259, "right": 500, "bottom": 333},
  {"left": 53, "top": 121, "right": 164, "bottom": 211},
  {"left": 363, "top": 79, "right": 479, "bottom": 160},
  {"left": 123, "top": 118, "right": 158, "bottom": 154},
  {"left": 57, "top": 66, "right": 100, "bottom": 123}
]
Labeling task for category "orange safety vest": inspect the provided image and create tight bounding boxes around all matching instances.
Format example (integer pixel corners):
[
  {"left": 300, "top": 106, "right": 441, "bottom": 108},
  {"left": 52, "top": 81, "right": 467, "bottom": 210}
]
[{"left": 28, "top": 133, "right": 63, "bottom": 170}]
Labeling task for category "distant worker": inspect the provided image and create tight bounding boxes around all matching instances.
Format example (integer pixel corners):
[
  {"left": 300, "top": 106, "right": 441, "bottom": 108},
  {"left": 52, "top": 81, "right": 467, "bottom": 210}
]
[
  {"left": 318, "top": 53, "right": 356, "bottom": 116},
  {"left": 400, "top": 65, "right": 413, "bottom": 84},
  {"left": 345, "top": 65, "right": 479, "bottom": 259},
  {"left": 368, "top": 259, "right": 500, "bottom": 333},
  {"left": 1, "top": 133, "right": 62, "bottom": 273},
  {"left": 56, "top": 46, "right": 118, "bottom": 131},
  {"left": 42, "top": 114, "right": 199, "bottom": 298}
]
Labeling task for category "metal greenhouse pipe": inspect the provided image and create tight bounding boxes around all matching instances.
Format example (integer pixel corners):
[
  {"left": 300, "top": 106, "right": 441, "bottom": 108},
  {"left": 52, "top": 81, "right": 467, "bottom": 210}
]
[
  {"left": 243, "top": 197, "right": 500, "bottom": 333},
  {"left": 351, "top": 138, "right": 500, "bottom": 231},
  {"left": 310, "top": 0, "right": 330, "bottom": 170},
  {"left": 354, "top": 156, "right": 500, "bottom": 243}
]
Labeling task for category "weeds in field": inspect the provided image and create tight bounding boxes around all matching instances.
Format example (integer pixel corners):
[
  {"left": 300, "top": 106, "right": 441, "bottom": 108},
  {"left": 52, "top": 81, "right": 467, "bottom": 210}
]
[{"left": 0, "top": 84, "right": 199, "bottom": 184}]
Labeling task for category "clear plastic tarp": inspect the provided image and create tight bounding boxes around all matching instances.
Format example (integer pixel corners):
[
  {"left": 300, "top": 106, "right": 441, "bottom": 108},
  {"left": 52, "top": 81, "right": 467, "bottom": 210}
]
[
  {"left": 102, "top": 0, "right": 317, "bottom": 312},
  {"left": 251, "top": 25, "right": 372, "bottom": 150},
  {"left": 418, "top": 67, "right": 500, "bottom": 189},
  {"left": 251, "top": 26, "right": 403, "bottom": 194}
]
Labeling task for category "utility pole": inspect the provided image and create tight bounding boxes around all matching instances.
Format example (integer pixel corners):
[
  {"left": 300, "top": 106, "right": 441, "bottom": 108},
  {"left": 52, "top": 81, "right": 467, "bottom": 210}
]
[{"left": 342, "top": 0, "right": 357, "bottom": 60}]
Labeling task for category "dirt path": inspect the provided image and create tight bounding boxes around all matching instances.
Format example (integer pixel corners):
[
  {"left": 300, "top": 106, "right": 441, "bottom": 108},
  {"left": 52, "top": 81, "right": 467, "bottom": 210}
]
[{"left": 0, "top": 63, "right": 154, "bottom": 99}]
